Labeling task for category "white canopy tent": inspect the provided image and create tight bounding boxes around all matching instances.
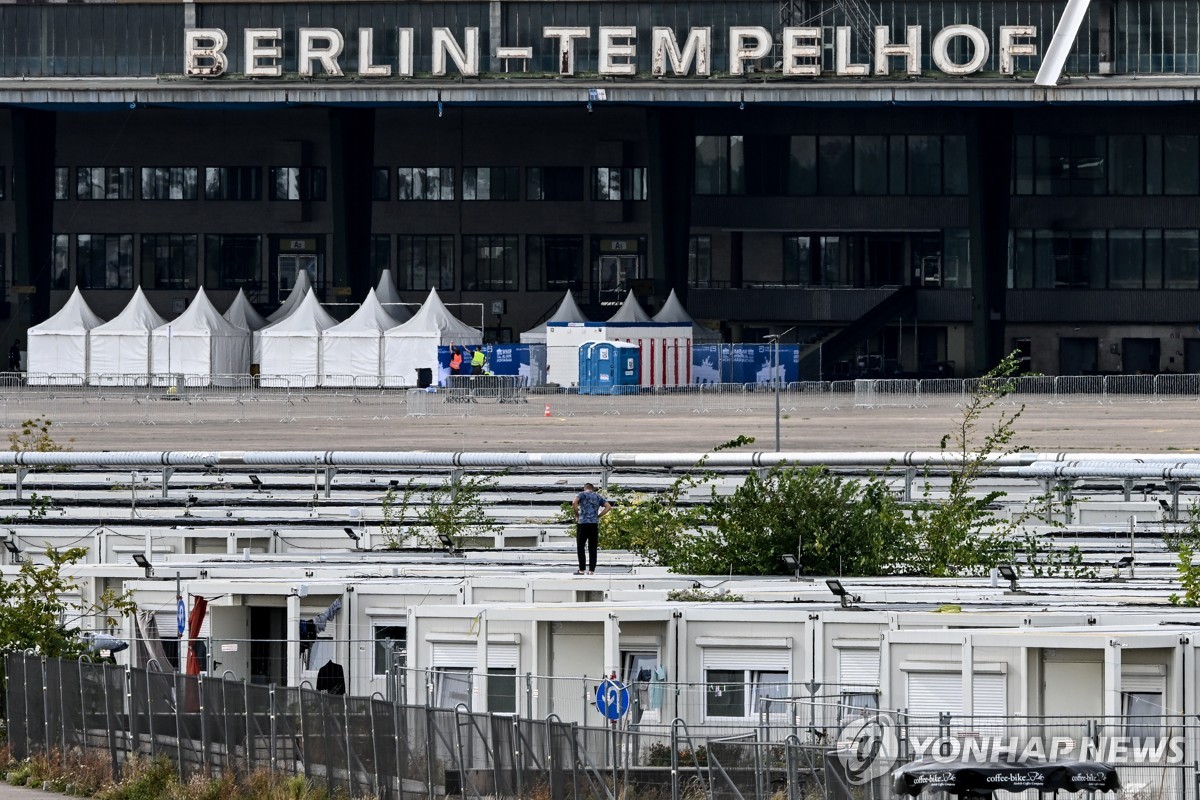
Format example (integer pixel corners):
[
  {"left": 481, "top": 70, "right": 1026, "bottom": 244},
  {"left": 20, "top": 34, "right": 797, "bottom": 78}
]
[
  {"left": 606, "top": 290, "right": 653, "bottom": 323},
  {"left": 266, "top": 269, "right": 312, "bottom": 323},
  {"left": 653, "top": 289, "right": 721, "bottom": 343},
  {"left": 257, "top": 289, "right": 337, "bottom": 387},
  {"left": 27, "top": 288, "right": 105, "bottom": 385},
  {"left": 151, "top": 288, "right": 251, "bottom": 386},
  {"left": 224, "top": 289, "right": 267, "bottom": 331},
  {"left": 88, "top": 287, "right": 168, "bottom": 385},
  {"left": 319, "top": 289, "right": 400, "bottom": 387},
  {"left": 519, "top": 291, "right": 589, "bottom": 344},
  {"left": 383, "top": 288, "right": 481, "bottom": 387},
  {"left": 375, "top": 271, "right": 411, "bottom": 323}
]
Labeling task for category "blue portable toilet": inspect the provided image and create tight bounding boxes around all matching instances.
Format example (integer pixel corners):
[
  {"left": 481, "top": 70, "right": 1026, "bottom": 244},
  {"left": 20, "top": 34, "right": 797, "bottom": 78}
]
[
  {"left": 577, "top": 341, "right": 598, "bottom": 393},
  {"left": 583, "top": 341, "right": 640, "bottom": 394}
]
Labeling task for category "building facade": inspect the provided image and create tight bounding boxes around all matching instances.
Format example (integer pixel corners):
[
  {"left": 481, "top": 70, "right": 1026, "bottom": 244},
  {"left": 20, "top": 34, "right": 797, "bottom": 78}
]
[{"left": 2, "top": 0, "right": 1200, "bottom": 376}]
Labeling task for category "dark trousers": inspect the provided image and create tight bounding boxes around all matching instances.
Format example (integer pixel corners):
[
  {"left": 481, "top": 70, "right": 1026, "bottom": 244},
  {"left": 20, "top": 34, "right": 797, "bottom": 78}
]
[{"left": 576, "top": 522, "right": 599, "bottom": 571}]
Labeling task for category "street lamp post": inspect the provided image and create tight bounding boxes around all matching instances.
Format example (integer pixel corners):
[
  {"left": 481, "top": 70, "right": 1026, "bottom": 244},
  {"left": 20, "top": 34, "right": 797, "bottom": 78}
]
[{"left": 765, "top": 327, "right": 795, "bottom": 453}]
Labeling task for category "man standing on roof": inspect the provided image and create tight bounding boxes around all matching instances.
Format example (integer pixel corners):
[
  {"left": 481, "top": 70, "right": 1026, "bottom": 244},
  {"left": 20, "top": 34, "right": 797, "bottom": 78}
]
[
  {"left": 470, "top": 346, "right": 486, "bottom": 375},
  {"left": 572, "top": 482, "right": 611, "bottom": 575}
]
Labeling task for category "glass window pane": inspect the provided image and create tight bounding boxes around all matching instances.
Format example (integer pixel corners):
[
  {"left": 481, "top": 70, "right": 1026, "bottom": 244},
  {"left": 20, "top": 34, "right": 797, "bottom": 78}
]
[
  {"left": 1109, "top": 230, "right": 1144, "bottom": 288},
  {"left": 788, "top": 136, "right": 816, "bottom": 195},
  {"left": 943, "top": 135, "right": 967, "bottom": 195},
  {"left": 854, "top": 136, "right": 886, "bottom": 195},
  {"left": 705, "top": 669, "right": 745, "bottom": 718},
  {"left": 435, "top": 669, "right": 472, "bottom": 709},
  {"left": 373, "top": 626, "right": 406, "bottom": 675},
  {"left": 1164, "top": 229, "right": 1199, "bottom": 288},
  {"left": 1109, "top": 136, "right": 1144, "bottom": 195},
  {"left": 1165, "top": 136, "right": 1199, "bottom": 194},
  {"left": 487, "top": 668, "right": 517, "bottom": 714},
  {"left": 1072, "top": 136, "right": 1106, "bottom": 196},
  {"left": 818, "top": 136, "right": 852, "bottom": 196},
  {"left": 907, "top": 135, "right": 942, "bottom": 195}
]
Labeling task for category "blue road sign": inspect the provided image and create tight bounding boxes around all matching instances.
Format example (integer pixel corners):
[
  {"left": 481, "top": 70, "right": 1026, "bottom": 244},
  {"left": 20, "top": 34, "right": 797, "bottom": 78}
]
[
  {"left": 177, "top": 598, "right": 186, "bottom": 636},
  {"left": 595, "top": 678, "right": 630, "bottom": 720}
]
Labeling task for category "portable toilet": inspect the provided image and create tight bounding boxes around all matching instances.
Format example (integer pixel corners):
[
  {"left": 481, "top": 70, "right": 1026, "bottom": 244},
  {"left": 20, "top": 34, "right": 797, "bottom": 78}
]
[
  {"left": 584, "top": 341, "right": 640, "bottom": 395},
  {"left": 577, "top": 341, "right": 597, "bottom": 394}
]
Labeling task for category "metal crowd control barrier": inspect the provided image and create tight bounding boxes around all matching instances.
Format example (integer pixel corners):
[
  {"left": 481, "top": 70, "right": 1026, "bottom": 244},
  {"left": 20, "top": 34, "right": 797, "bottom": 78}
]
[{"left": 0, "top": 372, "right": 1196, "bottom": 425}]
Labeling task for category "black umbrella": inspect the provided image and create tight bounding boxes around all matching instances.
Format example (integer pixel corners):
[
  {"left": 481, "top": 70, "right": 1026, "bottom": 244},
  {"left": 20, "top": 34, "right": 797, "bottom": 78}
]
[{"left": 892, "top": 758, "right": 1122, "bottom": 797}]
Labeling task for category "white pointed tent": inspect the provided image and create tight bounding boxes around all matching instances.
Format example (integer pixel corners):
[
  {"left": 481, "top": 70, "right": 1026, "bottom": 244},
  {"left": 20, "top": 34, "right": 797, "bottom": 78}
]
[
  {"left": 89, "top": 287, "right": 169, "bottom": 385},
  {"left": 383, "top": 288, "right": 481, "bottom": 387},
  {"left": 27, "top": 288, "right": 105, "bottom": 385},
  {"left": 519, "top": 291, "right": 589, "bottom": 344},
  {"left": 606, "top": 290, "right": 653, "bottom": 323},
  {"left": 151, "top": 288, "right": 251, "bottom": 386},
  {"left": 653, "top": 289, "right": 721, "bottom": 343},
  {"left": 266, "top": 269, "right": 312, "bottom": 323},
  {"left": 257, "top": 289, "right": 337, "bottom": 387},
  {"left": 375, "top": 271, "right": 411, "bottom": 323},
  {"left": 320, "top": 289, "right": 400, "bottom": 387},
  {"left": 224, "top": 289, "right": 267, "bottom": 331}
]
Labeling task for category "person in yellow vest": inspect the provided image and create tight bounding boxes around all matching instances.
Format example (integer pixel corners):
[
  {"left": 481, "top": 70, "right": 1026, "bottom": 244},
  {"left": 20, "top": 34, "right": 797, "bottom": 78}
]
[{"left": 470, "top": 347, "right": 486, "bottom": 375}]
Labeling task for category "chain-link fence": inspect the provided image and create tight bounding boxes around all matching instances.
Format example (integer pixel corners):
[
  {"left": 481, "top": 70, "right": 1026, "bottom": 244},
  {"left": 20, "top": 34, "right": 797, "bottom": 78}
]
[
  {"left": 11, "top": 653, "right": 1196, "bottom": 800},
  {"left": 0, "top": 372, "right": 1197, "bottom": 426}
]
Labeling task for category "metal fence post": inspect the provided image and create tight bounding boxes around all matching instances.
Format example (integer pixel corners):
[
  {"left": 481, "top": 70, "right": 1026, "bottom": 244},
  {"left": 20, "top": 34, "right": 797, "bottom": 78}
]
[
  {"left": 125, "top": 666, "right": 136, "bottom": 763},
  {"left": 269, "top": 685, "right": 278, "bottom": 774},
  {"left": 425, "top": 704, "right": 436, "bottom": 800},
  {"left": 198, "top": 674, "right": 211, "bottom": 773},
  {"left": 525, "top": 672, "right": 533, "bottom": 720},
  {"left": 41, "top": 656, "right": 51, "bottom": 759},
  {"left": 243, "top": 679, "right": 252, "bottom": 774}
]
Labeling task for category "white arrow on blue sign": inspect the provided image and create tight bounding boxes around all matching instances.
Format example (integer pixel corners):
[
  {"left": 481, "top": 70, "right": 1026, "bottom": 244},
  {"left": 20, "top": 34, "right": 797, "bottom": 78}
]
[
  {"left": 595, "top": 678, "right": 630, "bottom": 721},
  {"left": 177, "top": 598, "right": 186, "bottom": 636}
]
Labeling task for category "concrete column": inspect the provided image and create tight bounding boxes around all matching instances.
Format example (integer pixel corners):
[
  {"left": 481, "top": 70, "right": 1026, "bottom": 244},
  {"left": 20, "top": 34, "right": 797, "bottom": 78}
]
[
  {"left": 604, "top": 613, "right": 620, "bottom": 676},
  {"left": 474, "top": 612, "right": 489, "bottom": 713},
  {"left": 961, "top": 635, "right": 974, "bottom": 718},
  {"left": 329, "top": 108, "right": 376, "bottom": 300},
  {"left": 967, "top": 109, "right": 1012, "bottom": 375},
  {"left": 1103, "top": 640, "right": 1122, "bottom": 718},
  {"left": 287, "top": 593, "right": 302, "bottom": 687}
]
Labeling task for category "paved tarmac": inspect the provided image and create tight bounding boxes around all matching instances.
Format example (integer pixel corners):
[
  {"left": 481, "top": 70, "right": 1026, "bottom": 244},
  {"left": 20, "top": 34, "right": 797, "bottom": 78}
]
[{"left": 40, "top": 398, "right": 1200, "bottom": 453}]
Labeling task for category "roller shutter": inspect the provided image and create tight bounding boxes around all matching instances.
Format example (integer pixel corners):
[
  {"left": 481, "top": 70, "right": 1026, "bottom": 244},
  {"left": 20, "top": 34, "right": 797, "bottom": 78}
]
[
  {"left": 431, "top": 642, "right": 518, "bottom": 669},
  {"left": 906, "top": 672, "right": 962, "bottom": 717},
  {"left": 702, "top": 648, "right": 790, "bottom": 671},
  {"left": 837, "top": 648, "right": 880, "bottom": 687},
  {"left": 972, "top": 673, "right": 1006, "bottom": 716}
]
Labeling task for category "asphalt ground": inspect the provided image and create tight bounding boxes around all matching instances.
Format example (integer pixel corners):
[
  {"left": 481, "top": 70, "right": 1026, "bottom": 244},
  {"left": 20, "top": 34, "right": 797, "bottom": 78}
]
[{"left": 39, "top": 398, "right": 1200, "bottom": 453}]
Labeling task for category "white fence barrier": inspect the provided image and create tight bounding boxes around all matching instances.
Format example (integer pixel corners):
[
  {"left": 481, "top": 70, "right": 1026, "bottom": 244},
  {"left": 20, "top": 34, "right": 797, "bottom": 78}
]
[{"left": 0, "top": 372, "right": 1193, "bottom": 425}]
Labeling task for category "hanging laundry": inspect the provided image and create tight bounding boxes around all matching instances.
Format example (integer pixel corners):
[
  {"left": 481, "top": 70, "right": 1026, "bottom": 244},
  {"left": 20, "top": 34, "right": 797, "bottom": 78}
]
[{"left": 649, "top": 664, "right": 667, "bottom": 710}]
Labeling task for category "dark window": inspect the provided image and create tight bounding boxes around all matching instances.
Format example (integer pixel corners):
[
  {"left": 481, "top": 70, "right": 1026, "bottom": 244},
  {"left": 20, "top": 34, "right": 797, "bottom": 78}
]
[
  {"left": 1164, "top": 229, "right": 1200, "bottom": 288},
  {"left": 462, "top": 235, "right": 518, "bottom": 291},
  {"left": 51, "top": 234, "right": 69, "bottom": 289},
  {"left": 1108, "top": 136, "right": 1144, "bottom": 195},
  {"left": 787, "top": 136, "right": 816, "bottom": 195},
  {"left": 943, "top": 136, "right": 968, "bottom": 195},
  {"left": 1108, "top": 230, "right": 1144, "bottom": 289},
  {"left": 204, "top": 234, "right": 261, "bottom": 290},
  {"left": 817, "top": 136, "right": 852, "bottom": 196},
  {"left": 782, "top": 237, "right": 812, "bottom": 286},
  {"left": 592, "top": 167, "right": 647, "bottom": 201},
  {"left": 688, "top": 235, "right": 712, "bottom": 288},
  {"left": 907, "top": 135, "right": 943, "bottom": 195},
  {"left": 370, "top": 235, "right": 392, "bottom": 284},
  {"left": 141, "top": 168, "right": 198, "bottom": 200},
  {"left": 141, "top": 234, "right": 198, "bottom": 289},
  {"left": 373, "top": 626, "right": 406, "bottom": 675},
  {"left": 526, "top": 235, "right": 584, "bottom": 291},
  {"left": 372, "top": 168, "right": 391, "bottom": 201},
  {"left": 463, "top": 167, "right": 519, "bottom": 201},
  {"left": 397, "top": 167, "right": 455, "bottom": 201},
  {"left": 695, "top": 136, "right": 744, "bottom": 195},
  {"left": 76, "top": 167, "right": 134, "bottom": 200},
  {"left": 205, "top": 167, "right": 262, "bottom": 201},
  {"left": 488, "top": 668, "right": 517, "bottom": 714},
  {"left": 1164, "top": 136, "right": 1199, "bottom": 195},
  {"left": 526, "top": 167, "right": 584, "bottom": 201},
  {"left": 0, "top": 167, "right": 6, "bottom": 200},
  {"left": 853, "top": 136, "right": 887, "bottom": 195},
  {"left": 54, "top": 167, "right": 70, "bottom": 200},
  {"left": 269, "top": 167, "right": 326, "bottom": 201},
  {"left": 398, "top": 235, "right": 454, "bottom": 290},
  {"left": 1070, "top": 136, "right": 1106, "bottom": 196},
  {"left": 76, "top": 234, "right": 134, "bottom": 289}
]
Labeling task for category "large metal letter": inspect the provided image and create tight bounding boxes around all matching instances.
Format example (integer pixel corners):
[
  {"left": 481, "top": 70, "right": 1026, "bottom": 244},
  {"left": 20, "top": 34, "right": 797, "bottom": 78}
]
[
  {"left": 781, "top": 27, "right": 821, "bottom": 76},
  {"left": 245, "top": 28, "right": 283, "bottom": 77},
  {"left": 544, "top": 27, "right": 590, "bottom": 75},
  {"left": 835, "top": 27, "right": 869, "bottom": 75},
  {"left": 397, "top": 28, "right": 414, "bottom": 77},
  {"left": 931, "top": 24, "right": 989, "bottom": 75},
  {"left": 184, "top": 29, "right": 228, "bottom": 77},
  {"left": 651, "top": 27, "right": 711, "bottom": 76},
  {"left": 874, "top": 25, "right": 922, "bottom": 76},
  {"left": 1001, "top": 26, "right": 1039, "bottom": 76},
  {"left": 729, "top": 26, "right": 771, "bottom": 75},
  {"left": 432, "top": 28, "right": 480, "bottom": 75},
  {"left": 358, "top": 28, "right": 391, "bottom": 76},
  {"left": 598, "top": 26, "right": 637, "bottom": 76},
  {"left": 1036, "top": 0, "right": 1086, "bottom": 85},
  {"left": 299, "top": 28, "right": 344, "bottom": 76}
]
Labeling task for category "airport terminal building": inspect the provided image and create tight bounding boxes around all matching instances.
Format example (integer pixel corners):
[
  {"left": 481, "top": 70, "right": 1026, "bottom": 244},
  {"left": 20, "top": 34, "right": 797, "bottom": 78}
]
[{"left": 0, "top": 0, "right": 1198, "bottom": 377}]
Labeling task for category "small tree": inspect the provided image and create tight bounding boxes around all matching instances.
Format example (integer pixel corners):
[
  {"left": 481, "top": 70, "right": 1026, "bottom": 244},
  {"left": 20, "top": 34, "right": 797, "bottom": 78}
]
[{"left": 377, "top": 474, "right": 502, "bottom": 549}]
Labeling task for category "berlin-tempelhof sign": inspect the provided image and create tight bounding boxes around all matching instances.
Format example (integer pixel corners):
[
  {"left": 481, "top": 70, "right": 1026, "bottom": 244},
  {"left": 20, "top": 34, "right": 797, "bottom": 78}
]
[{"left": 182, "top": 25, "right": 1041, "bottom": 79}]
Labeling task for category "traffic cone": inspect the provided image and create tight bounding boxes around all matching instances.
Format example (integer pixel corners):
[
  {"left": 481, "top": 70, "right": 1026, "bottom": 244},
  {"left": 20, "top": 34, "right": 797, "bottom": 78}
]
[{"left": 544, "top": 403, "right": 552, "bottom": 417}]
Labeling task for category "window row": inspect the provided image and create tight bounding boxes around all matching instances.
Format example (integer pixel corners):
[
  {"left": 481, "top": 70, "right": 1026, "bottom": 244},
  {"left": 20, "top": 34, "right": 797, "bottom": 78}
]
[
  {"left": 372, "top": 166, "right": 648, "bottom": 202},
  {"left": 694, "top": 134, "right": 968, "bottom": 197},
  {"left": 376, "top": 234, "right": 588, "bottom": 292},
  {"left": 55, "top": 167, "right": 325, "bottom": 201},
  {"left": 1009, "top": 229, "right": 1200, "bottom": 289},
  {"left": 50, "top": 234, "right": 262, "bottom": 290},
  {"left": 1013, "top": 134, "right": 1200, "bottom": 196}
]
